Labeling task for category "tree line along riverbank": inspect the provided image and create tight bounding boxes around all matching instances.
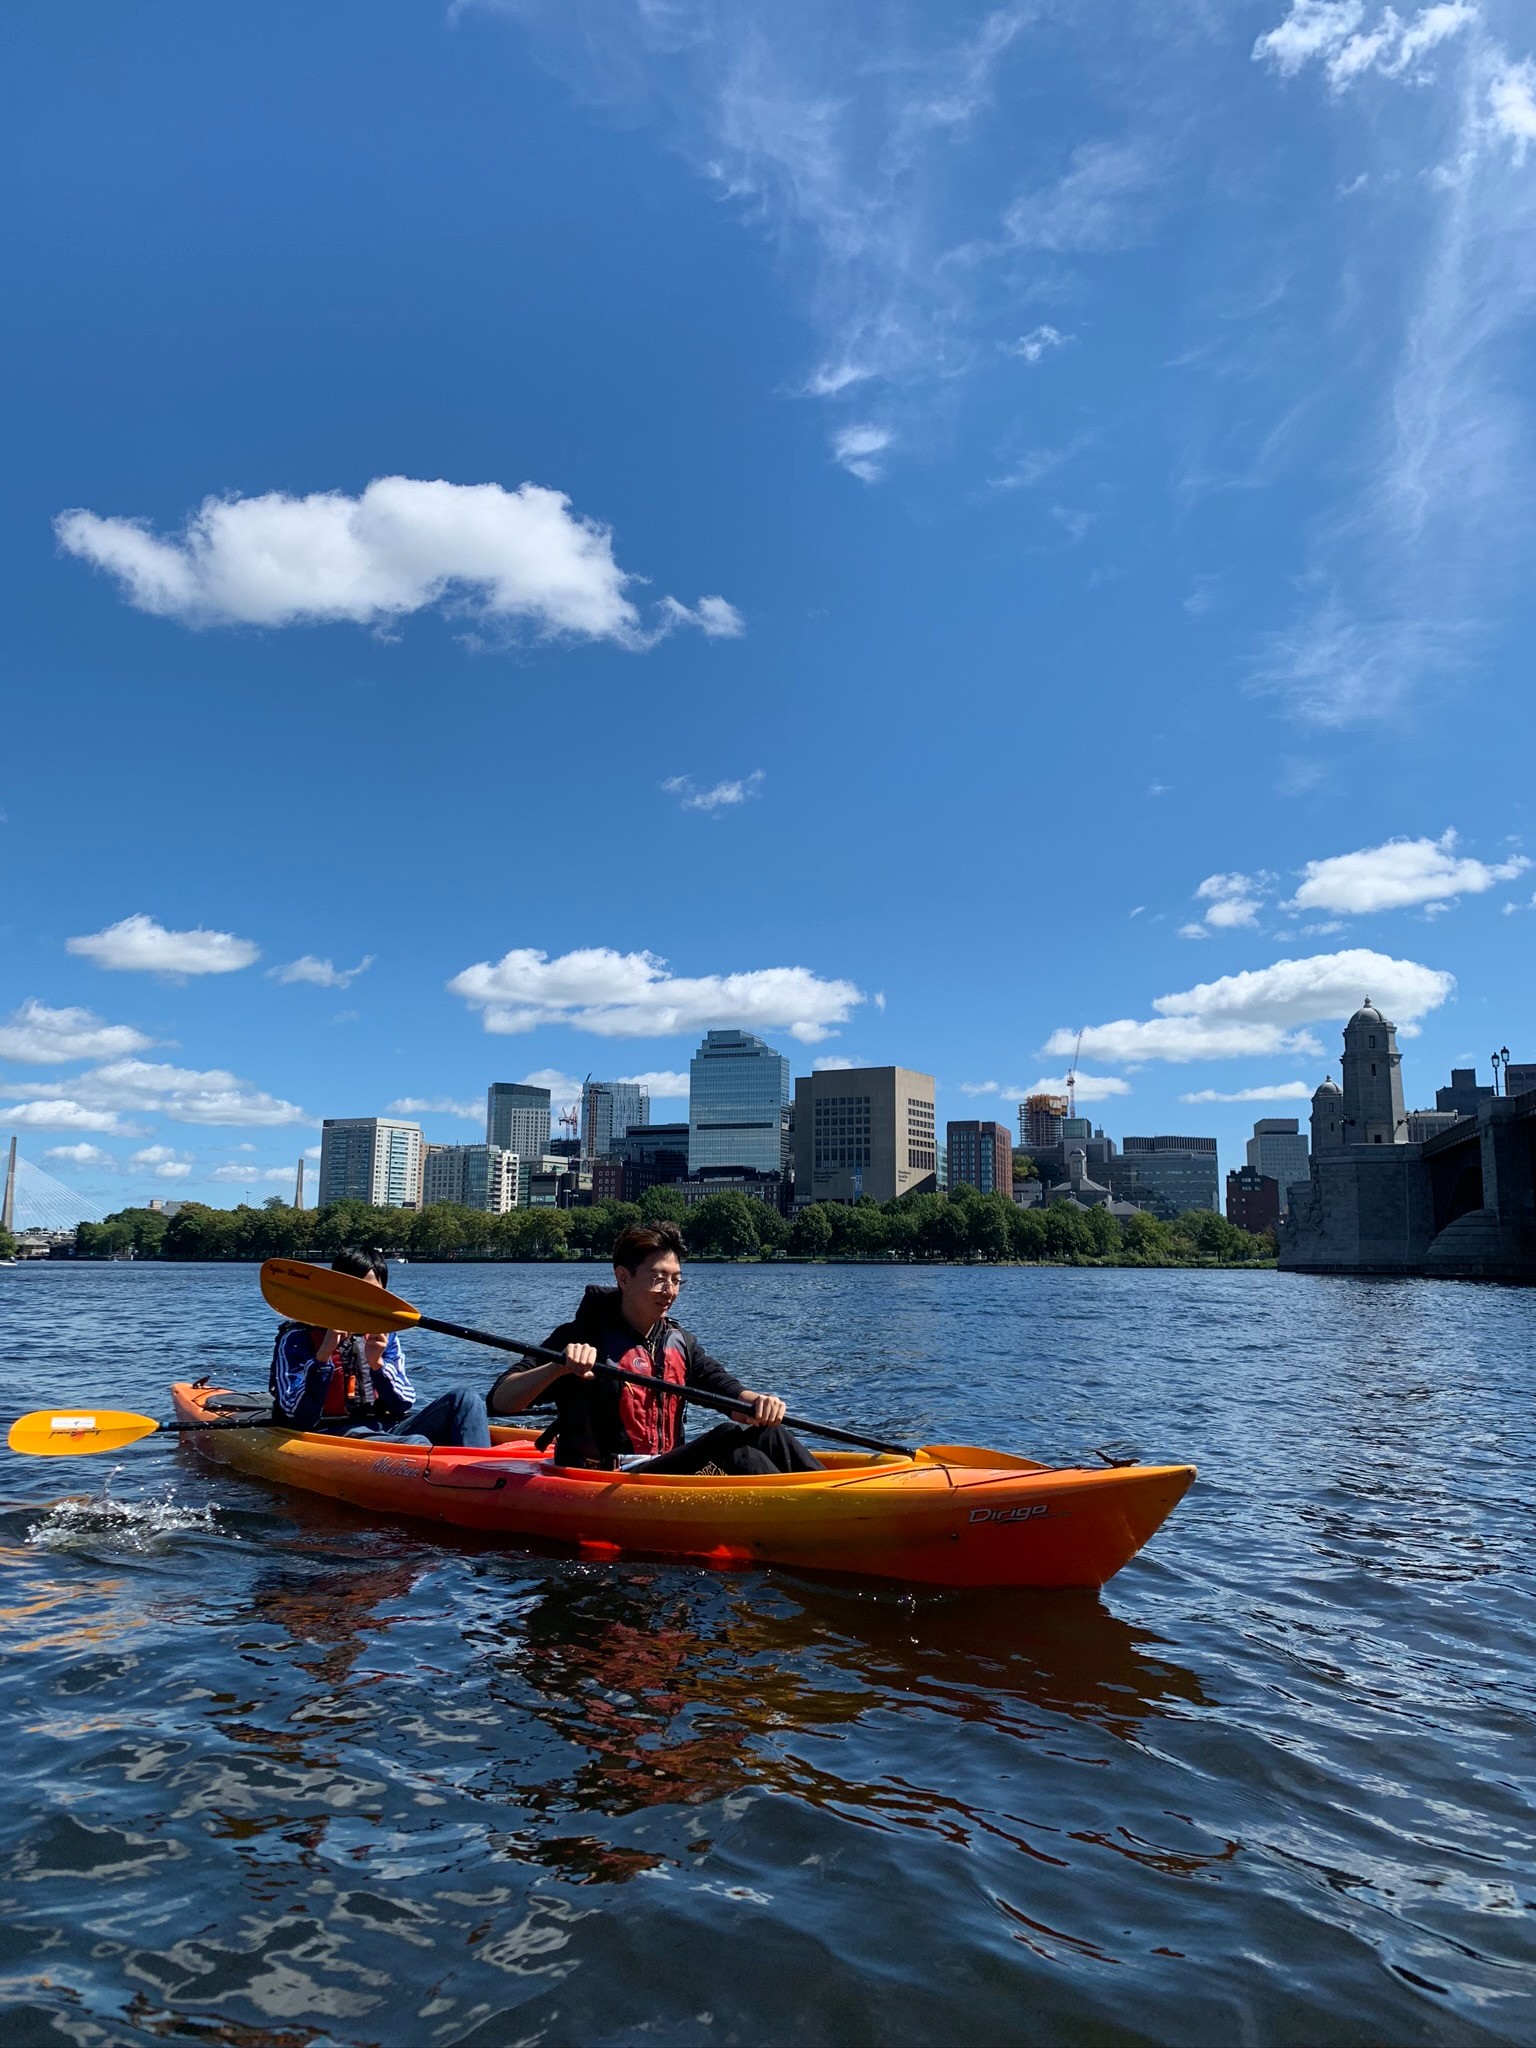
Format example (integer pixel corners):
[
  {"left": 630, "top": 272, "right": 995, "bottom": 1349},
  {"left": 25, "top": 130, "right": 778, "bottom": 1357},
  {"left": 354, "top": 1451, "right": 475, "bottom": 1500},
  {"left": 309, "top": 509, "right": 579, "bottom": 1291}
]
[{"left": 73, "top": 1186, "right": 1275, "bottom": 1269}]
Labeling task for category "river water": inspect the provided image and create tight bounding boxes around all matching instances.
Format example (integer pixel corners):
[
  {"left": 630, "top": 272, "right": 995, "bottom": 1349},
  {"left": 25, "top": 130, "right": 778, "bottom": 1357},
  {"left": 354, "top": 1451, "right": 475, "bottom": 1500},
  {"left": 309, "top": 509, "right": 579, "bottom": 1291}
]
[{"left": 0, "top": 1261, "right": 1531, "bottom": 2047}]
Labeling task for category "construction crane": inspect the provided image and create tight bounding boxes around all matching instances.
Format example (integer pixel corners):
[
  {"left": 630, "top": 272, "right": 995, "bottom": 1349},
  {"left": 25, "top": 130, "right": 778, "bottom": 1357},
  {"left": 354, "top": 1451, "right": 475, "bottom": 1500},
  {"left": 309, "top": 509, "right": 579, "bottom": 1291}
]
[
  {"left": 1065, "top": 1030, "right": 1084, "bottom": 1121},
  {"left": 558, "top": 1102, "right": 580, "bottom": 1144}
]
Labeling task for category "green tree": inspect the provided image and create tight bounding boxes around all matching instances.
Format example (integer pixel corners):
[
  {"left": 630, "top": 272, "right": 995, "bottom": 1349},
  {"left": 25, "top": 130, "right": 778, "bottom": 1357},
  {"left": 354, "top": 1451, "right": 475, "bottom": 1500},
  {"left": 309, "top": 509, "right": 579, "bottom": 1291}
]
[
  {"left": 638, "top": 1183, "right": 689, "bottom": 1226},
  {"left": 0, "top": 1223, "right": 15, "bottom": 1260},
  {"left": 163, "top": 1204, "right": 239, "bottom": 1260},
  {"left": 1008, "top": 1206, "right": 1048, "bottom": 1261},
  {"left": 966, "top": 1193, "right": 1015, "bottom": 1261},
  {"left": 410, "top": 1203, "right": 470, "bottom": 1260},
  {"left": 1012, "top": 1151, "right": 1036, "bottom": 1183},
  {"left": 789, "top": 1203, "right": 833, "bottom": 1256},
  {"left": 684, "top": 1192, "right": 761, "bottom": 1258},
  {"left": 1041, "top": 1199, "right": 1094, "bottom": 1261}
]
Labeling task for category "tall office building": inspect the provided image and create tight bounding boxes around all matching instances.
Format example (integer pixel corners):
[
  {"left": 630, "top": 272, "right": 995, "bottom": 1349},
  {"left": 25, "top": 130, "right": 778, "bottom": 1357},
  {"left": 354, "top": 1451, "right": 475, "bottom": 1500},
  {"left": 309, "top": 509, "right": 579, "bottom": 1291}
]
[
  {"left": 1245, "top": 1118, "right": 1309, "bottom": 1206},
  {"left": 319, "top": 1118, "right": 425, "bottom": 1208},
  {"left": 581, "top": 1080, "right": 649, "bottom": 1161},
  {"left": 792, "top": 1067, "right": 937, "bottom": 1205},
  {"left": 947, "top": 1121, "right": 1013, "bottom": 1196},
  {"left": 422, "top": 1142, "right": 517, "bottom": 1213},
  {"left": 486, "top": 1082, "right": 551, "bottom": 1161},
  {"left": 688, "top": 1030, "right": 790, "bottom": 1174},
  {"left": 1106, "top": 1136, "right": 1218, "bottom": 1218}
]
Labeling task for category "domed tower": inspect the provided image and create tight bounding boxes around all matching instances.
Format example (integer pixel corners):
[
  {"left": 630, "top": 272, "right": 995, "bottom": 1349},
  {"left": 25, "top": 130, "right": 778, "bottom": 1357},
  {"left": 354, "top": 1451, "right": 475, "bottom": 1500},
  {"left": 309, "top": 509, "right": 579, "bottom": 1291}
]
[
  {"left": 1310, "top": 1076, "right": 1345, "bottom": 1154},
  {"left": 1340, "top": 998, "right": 1405, "bottom": 1145}
]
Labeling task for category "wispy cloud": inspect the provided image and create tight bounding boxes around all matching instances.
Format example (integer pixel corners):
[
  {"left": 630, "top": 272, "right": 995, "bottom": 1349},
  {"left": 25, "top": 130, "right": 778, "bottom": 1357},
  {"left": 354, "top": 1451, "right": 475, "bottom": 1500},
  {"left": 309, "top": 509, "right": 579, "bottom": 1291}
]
[
  {"left": 1252, "top": 6, "right": 1536, "bottom": 722},
  {"left": 387, "top": 1096, "right": 482, "bottom": 1121},
  {"left": 662, "top": 770, "right": 765, "bottom": 812},
  {"left": 1179, "top": 1081, "right": 1314, "bottom": 1102},
  {"left": 271, "top": 954, "right": 375, "bottom": 990},
  {"left": 832, "top": 424, "right": 893, "bottom": 481},
  {"left": 4, "top": 1059, "right": 307, "bottom": 1126}
]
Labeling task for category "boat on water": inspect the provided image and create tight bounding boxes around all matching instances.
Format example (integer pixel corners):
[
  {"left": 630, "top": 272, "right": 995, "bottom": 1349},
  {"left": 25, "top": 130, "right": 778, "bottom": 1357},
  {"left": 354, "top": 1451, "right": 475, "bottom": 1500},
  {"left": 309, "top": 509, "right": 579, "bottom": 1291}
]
[{"left": 171, "top": 1382, "right": 1194, "bottom": 1589}]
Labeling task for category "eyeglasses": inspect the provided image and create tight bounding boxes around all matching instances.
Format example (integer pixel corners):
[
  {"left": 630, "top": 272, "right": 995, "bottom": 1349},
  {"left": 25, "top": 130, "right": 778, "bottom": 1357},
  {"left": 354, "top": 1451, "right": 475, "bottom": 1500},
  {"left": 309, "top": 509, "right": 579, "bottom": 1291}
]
[{"left": 646, "top": 1273, "right": 685, "bottom": 1292}]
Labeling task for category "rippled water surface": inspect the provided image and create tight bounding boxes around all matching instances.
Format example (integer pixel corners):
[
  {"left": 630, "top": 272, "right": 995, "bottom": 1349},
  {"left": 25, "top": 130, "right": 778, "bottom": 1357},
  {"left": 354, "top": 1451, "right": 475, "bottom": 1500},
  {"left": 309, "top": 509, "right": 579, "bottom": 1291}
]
[{"left": 1, "top": 1261, "right": 1532, "bottom": 2046}]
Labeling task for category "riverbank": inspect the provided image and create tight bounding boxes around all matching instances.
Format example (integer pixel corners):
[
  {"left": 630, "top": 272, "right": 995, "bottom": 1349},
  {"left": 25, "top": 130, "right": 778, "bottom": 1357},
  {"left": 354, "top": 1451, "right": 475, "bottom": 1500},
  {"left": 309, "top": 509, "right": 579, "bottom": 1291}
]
[{"left": 74, "top": 1189, "right": 1275, "bottom": 1270}]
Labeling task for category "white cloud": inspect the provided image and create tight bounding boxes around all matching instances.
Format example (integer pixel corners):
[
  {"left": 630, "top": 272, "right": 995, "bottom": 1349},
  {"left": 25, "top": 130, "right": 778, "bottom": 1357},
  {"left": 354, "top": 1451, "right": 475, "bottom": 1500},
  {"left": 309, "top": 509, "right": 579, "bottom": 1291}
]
[
  {"left": 448, "top": 947, "right": 863, "bottom": 1043},
  {"left": 662, "top": 770, "right": 764, "bottom": 813},
  {"left": 958, "top": 1074, "right": 1131, "bottom": 1103},
  {"left": 1179, "top": 1082, "right": 1315, "bottom": 1103},
  {"left": 131, "top": 1144, "right": 192, "bottom": 1168},
  {"left": 519, "top": 1069, "right": 584, "bottom": 1109},
  {"left": 56, "top": 476, "right": 739, "bottom": 649},
  {"left": 67, "top": 914, "right": 259, "bottom": 977},
  {"left": 832, "top": 425, "right": 892, "bottom": 482},
  {"left": 5, "top": 1059, "right": 307, "bottom": 1126},
  {"left": 1195, "top": 871, "right": 1272, "bottom": 930},
  {"left": 271, "top": 954, "right": 375, "bottom": 989},
  {"left": 1252, "top": 11, "right": 1536, "bottom": 723},
  {"left": 303, "top": 1145, "right": 322, "bottom": 1161},
  {"left": 0, "top": 1100, "right": 140, "bottom": 1134},
  {"left": 1045, "top": 947, "right": 1455, "bottom": 1063},
  {"left": 1489, "top": 58, "right": 1536, "bottom": 159},
  {"left": 1003, "top": 141, "right": 1156, "bottom": 254},
  {"left": 1011, "top": 325, "right": 1068, "bottom": 363},
  {"left": 813, "top": 1056, "right": 856, "bottom": 1072},
  {"left": 616, "top": 1071, "right": 690, "bottom": 1098},
  {"left": 1288, "top": 830, "right": 1531, "bottom": 913},
  {"left": 387, "top": 1096, "right": 483, "bottom": 1120},
  {"left": 657, "top": 595, "right": 746, "bottom": 638},
  {"left": 44, "top": 1143, "right": 117, "bottom": 1166},
  {"left": 1254, "top": 3, "right": 1475, "bottom": 90},
  {"left": 0, "top": 1000, "right": 155, "bottom": 1065},
  {"left": 209, "top": 1163, "right": 299, "bottom": 1186}
]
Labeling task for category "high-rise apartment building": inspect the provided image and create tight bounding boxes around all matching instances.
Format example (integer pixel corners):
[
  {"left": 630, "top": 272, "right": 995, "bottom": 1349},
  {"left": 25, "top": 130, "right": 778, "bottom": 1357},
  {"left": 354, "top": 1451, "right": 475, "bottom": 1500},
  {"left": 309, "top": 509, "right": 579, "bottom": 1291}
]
[
  {"left": 1021, "top": 1094, "right": 1067, "bottom": 1150},
  {"left": 486, "top": 1082, "right": 551, "bottom": 1161},
  {"left": 422, "top": 1142, "right": 518, "bottom": 1213},
  {"left": 947, "top": 1121, "right": 1013, "bottom": 1196},
  {"left": 581, "top": 1080, "right": 649, "bottom": 1161},
  {"left": 319, "top": 1118, "right": 425, "bottom": 1208},
  {"left": 688, "top": 1030, "right": 790, "bottom": 1175},
  {"left": 792, "top": 1066, "right": 937, "bottom": 1206},
  {"left": 1245, "top": 1118, "right": 1309, "bottom": 1207}
]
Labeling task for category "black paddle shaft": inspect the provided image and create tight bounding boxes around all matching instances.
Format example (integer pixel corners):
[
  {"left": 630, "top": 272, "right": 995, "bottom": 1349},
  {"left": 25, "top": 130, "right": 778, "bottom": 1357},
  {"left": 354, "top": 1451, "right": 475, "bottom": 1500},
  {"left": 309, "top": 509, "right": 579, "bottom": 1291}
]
[{"left": 415, "top": 1311, "right": 914, "bottom": 1460}]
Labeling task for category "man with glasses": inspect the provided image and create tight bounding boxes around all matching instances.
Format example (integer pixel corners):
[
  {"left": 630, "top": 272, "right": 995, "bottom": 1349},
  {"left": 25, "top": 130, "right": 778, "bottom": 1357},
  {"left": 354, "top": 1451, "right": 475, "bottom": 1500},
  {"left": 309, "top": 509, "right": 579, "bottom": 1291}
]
[{"left": 487, "top": 1222, "right": 817, "bottom": 1474}]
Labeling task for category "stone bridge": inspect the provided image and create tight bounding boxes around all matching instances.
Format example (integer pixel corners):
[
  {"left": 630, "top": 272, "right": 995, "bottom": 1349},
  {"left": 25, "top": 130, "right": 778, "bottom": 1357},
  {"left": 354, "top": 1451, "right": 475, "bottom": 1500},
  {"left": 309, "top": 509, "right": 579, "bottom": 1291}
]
[{"left": 1280, "top": 1089, "right": 1536, "bottom": 1282}]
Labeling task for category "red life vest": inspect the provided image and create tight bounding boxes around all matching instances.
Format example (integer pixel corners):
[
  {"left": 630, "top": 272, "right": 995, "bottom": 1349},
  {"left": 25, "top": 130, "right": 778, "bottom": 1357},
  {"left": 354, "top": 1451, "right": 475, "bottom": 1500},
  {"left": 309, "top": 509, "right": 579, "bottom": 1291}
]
[{"left": 612, "top": 1329, "right": 690, "bottom": 1457}]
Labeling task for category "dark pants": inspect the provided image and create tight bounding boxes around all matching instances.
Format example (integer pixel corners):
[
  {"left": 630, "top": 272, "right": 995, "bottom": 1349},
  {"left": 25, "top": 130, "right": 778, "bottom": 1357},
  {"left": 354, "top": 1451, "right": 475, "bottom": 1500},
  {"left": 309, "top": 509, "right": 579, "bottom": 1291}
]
[
  {"left": 344, "top": 1388, "right": 492, "bottom": 1450},
  {"left": 634, "top": 1422, "right": 819, "bottom": 1476}
]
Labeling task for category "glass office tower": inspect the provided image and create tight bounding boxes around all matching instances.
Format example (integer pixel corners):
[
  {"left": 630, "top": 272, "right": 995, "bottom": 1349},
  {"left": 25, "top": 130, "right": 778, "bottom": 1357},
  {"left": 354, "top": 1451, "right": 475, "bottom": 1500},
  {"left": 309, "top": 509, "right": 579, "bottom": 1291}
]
[
  {"left": 486, "top": 1082, "right": 551, "bottom": 1160},
  {"left": 688, "top": 1030, "right": 790, "bottom": 1174}
]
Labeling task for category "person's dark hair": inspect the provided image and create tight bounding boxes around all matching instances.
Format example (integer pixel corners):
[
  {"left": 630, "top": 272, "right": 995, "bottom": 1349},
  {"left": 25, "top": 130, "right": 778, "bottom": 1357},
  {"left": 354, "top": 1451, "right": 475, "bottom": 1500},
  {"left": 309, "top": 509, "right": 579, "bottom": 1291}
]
[
  {"left": 333, "top": 1247, "right": 389, "bottom": 1288},
  {"left": 612, "top": 1222, "right": 684, "bottom": 1273}
]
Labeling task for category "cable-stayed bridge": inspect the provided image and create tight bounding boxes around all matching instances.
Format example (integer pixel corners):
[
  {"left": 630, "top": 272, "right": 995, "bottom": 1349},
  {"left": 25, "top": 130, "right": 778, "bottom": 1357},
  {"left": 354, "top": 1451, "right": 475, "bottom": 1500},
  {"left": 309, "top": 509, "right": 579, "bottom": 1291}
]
[{"left": 2, "top": 1147, "right": 108, "bottom": 1232}]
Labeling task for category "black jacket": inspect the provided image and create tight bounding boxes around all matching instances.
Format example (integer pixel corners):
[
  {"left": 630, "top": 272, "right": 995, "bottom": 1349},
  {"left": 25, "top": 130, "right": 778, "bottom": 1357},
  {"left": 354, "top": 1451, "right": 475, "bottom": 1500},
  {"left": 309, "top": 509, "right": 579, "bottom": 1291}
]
[{"left": 513, "top": 1285, "right": 743, "bottom": 1467}]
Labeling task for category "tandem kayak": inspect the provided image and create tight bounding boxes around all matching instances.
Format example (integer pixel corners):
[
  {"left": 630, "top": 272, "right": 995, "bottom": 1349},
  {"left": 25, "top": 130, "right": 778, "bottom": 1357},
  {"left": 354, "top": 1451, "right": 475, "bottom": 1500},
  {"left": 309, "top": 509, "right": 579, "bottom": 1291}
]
[{"left": 170, "top": 1382, "right": 1195, "bottom": 1590}]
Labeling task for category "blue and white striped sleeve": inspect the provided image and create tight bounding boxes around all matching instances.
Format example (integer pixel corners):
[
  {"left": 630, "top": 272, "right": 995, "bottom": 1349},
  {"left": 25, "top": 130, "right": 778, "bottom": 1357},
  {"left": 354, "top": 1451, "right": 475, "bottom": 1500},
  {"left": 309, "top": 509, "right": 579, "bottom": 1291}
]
[{"left": 375, "top": 1333, "right": 414, "bottom": 1410}]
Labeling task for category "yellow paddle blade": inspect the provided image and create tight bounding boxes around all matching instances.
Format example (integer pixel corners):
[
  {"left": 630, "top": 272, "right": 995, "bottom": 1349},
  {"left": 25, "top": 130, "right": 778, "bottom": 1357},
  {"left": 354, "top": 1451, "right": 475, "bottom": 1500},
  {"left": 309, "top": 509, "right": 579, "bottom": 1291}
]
[
  {"left": 8, "top": 1408, "right": 162, "bottom": 1456},
  {"left": 259, "top": 1258, "right": 422, "bottom": 1336}
]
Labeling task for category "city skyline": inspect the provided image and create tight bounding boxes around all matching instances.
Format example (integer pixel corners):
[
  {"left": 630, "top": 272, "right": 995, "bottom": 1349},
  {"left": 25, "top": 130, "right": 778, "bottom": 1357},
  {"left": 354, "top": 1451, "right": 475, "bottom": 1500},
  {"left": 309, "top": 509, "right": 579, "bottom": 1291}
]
[{"left": 4, "top": 3, "right": 1535, "bottom": 1216}]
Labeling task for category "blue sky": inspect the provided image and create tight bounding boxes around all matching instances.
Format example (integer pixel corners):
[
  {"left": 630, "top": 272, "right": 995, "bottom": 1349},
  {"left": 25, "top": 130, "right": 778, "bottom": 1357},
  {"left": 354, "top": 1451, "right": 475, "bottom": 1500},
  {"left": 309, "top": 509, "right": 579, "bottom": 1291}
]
[{"left": 4, "top": 0, "right": 1535, "bottom": 1212}]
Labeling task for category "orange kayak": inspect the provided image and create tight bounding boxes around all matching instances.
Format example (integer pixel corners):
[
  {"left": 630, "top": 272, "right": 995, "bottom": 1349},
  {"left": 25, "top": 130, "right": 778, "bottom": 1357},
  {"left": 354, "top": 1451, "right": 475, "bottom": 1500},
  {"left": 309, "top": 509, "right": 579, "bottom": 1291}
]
[{"left": 171, "top": 1382, "right": 1194, "bottom": 1590}]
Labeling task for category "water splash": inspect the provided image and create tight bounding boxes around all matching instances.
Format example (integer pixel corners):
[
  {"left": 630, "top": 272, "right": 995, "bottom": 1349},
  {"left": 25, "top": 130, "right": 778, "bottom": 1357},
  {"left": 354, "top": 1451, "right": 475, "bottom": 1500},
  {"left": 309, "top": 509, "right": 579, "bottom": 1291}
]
[{"left": 26, "top": 1484, "right": 225, "bottom": 1554}]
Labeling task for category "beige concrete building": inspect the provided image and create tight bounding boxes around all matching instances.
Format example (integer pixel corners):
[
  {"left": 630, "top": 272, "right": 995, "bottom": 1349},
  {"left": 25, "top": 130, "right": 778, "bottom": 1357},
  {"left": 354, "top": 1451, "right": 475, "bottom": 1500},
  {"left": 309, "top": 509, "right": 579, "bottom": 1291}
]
[{"left": 792, "top": 1066, "right": 937, "bottom": 1206}]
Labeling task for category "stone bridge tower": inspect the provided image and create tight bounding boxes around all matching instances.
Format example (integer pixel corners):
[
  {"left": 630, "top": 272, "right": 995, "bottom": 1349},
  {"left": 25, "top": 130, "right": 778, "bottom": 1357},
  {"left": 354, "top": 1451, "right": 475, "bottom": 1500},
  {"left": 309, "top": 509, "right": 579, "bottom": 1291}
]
[{"left": 1340, "top": 998, "right": 1406, "bottom": 1145}]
